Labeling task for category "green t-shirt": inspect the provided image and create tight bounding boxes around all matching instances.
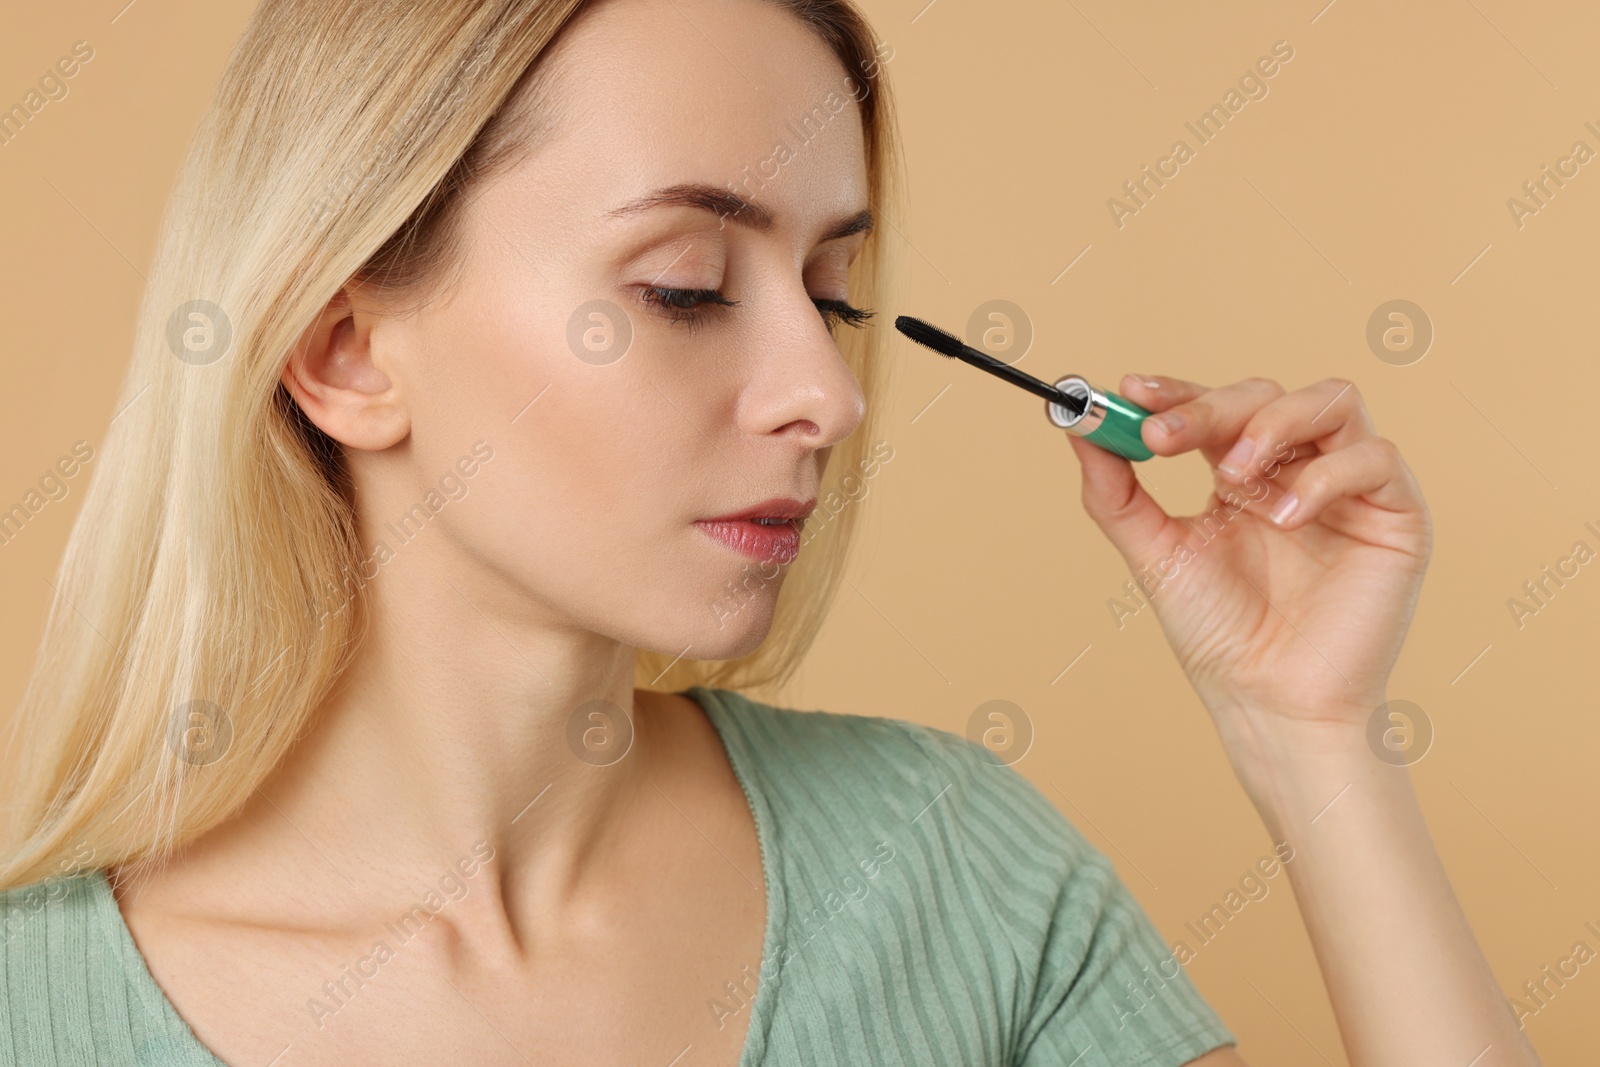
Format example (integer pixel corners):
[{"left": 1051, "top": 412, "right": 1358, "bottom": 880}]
[{"left": 0, "top": 686, "right": 1236, "bottom": 1065}]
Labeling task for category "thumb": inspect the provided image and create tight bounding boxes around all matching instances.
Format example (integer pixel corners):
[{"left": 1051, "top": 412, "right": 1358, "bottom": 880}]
[{"left": 1066, "top": 432, "right": 1176, "bottom": 564}]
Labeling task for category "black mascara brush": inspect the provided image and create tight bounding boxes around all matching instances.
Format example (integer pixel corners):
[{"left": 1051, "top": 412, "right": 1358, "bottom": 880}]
[{"left": 893, "top": 314, "right": 1155, "bottom": 462}]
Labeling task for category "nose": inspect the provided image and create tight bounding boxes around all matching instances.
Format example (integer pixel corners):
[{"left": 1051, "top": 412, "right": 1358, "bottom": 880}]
[{"left": 739, "top": 285, "right": 867, "bottom": 449}]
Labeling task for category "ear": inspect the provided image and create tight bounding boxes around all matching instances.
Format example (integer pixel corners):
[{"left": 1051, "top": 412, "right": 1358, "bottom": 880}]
[{"left": 281, "top": 284, "right": 410, "bottom": 450}]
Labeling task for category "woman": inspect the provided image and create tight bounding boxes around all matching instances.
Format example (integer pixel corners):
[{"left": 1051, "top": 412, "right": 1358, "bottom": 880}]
[{"left": 0, "top": 0, "right": 1542, "bottom": 1064}]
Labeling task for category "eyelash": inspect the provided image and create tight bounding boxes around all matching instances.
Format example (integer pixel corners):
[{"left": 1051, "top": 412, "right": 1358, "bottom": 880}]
[{"left": 638, "top": 287, "right": 876, "bottom": 334}]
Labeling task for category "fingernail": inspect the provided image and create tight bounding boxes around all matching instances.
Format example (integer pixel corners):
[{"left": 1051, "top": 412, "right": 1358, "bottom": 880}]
[
  {"left": 1218, "top": 437, "right": 1254, "bottom": 477},
  {"left": 1152, "top": 412, "right": 1184, "bottom": 435},
  {"left": 1137, "top": 376, "right": 1161, "bottom": 389},
  {"left": 1269, "top": 491, "right": 1299, "bottom": 525}
]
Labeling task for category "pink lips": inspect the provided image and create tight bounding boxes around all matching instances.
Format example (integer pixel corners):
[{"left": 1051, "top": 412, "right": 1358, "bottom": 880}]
[{"left": 695, "top": 497, "right": 816, "bottom": 564}]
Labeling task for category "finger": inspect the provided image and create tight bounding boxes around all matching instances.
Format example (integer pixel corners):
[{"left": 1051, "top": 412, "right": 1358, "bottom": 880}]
[
  {"left": 1117, "top": 373, "right": 1208, "bottom": 415},
  {"left": 1213, "top": 378, "right": 1378, "bottom": 484},
  {"left": 1119, "top": 374, "right": 1209, "bottom": 460},
  {"left": 1264, "top": 436, "right": 1425, "bottom": 529},
  {"left": 1128, "top": 377, "right": 1287, "bottom": 466},
  {"left": 1066, "top": 432, "right": 1181, "bottom": 563}
]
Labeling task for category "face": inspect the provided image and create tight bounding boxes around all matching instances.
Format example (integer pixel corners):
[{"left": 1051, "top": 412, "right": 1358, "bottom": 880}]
[{"left": 340, "top": 0, "right": 873, "bottom": 659}]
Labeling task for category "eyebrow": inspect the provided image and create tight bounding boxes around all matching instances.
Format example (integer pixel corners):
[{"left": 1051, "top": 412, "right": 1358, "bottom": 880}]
[{"left": 604, "top": 182, "right": 875, "bottom": 243}]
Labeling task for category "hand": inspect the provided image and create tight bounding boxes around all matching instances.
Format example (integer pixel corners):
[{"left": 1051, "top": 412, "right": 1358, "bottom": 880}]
[{"left": 1066, "top": 375, "right": 1432, "bottom": 772}]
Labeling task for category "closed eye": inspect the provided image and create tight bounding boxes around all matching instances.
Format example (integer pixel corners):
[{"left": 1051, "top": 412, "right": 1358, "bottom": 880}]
[{"left": 638, "top": 286, "right": 875, "bottom": 334}]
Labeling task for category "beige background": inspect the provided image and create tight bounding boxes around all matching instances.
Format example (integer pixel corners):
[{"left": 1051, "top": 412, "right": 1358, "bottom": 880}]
[{"left": 3, "top": 1, "right": 1597, "bottom": 1062}]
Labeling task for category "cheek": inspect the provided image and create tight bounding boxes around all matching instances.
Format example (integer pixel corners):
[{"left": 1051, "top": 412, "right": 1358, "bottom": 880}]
[
  {"left": 415, "top": 283, "right": 785, "bottom": 651},
  {"left": 486, "top": 380, "right": 673, "bottom": 553},
  {"left": 448, "top": 370, "right": 749, "bottom": 623}
]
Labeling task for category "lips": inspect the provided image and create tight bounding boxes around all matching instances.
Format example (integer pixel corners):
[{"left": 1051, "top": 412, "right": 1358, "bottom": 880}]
[
  {"left": 698, "top": 497, "right": 817, "bottom": 523},
  {"left": 694, "top": 497, "right": 817, "bottom": 564}
]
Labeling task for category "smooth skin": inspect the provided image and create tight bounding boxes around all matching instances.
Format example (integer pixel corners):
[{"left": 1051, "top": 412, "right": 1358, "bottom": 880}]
[
  {"left": 1065, "top": 379, "right": 1543, "bottom": 1066},
  {"left": 101, "top": 0, "right": 1540, "bottom": 1064}
]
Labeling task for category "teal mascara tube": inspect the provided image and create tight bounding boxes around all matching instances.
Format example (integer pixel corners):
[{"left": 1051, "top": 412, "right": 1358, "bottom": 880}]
[
  {"left": 1043, "top": 375, "right": 1155, "bottom": 462},
  {"left": 893, "top": 314, "right": 1155, "bottom": 462}
]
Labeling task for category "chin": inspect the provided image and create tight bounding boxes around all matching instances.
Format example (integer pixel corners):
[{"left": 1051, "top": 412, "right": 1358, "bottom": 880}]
[
  {"left": 660, "top": 595, "right": 779, "bottom": 661},
  {"left": 699, "top": 614, "right": 776, "bottom": 660}
]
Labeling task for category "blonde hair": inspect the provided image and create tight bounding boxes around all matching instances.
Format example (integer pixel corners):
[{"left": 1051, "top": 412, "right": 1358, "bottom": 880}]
[{"left": 1, "top": 0, "right": 902, "bottom": 890}]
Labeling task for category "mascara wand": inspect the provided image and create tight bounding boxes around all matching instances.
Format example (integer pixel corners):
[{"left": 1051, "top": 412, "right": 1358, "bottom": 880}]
[{"left": 893, "top": 314, "right": 1155, "bottom": 462}]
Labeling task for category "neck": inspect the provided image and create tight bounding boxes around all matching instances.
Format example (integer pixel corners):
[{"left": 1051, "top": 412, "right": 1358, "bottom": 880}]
[{"left": 116, "top": 546, "right": 666, "bottom": 940}]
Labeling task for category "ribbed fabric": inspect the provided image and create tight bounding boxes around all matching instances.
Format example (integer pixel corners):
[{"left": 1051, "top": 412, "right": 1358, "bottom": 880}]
[
  {"left": 0, "top": 687, "right": 1236, "bottom": 1066},
  {"left": 1, "top": 846, "right": 227, "bottom": 1064}
]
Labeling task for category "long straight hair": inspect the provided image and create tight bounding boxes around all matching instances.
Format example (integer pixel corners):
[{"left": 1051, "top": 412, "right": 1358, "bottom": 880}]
[{"left": 1, "top": 0, "right": 902, "bottom": 891}]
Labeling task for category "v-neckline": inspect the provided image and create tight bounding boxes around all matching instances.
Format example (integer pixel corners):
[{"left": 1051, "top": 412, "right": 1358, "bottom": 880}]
[
  {"left": 91, "top": 684, "right": 783, "bottom": 1067},
  {"left": 682, "top": 685, "right": 783, "bottom": 1067}
]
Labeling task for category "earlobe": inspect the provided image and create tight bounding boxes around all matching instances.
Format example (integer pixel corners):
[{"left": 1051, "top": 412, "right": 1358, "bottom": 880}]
[{"left": 281, "top": 288, "right": 411, "bottom": 451}]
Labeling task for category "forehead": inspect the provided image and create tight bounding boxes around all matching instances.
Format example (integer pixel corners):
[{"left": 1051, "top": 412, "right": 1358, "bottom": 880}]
[{"left": 508, "top": 0, "right": 870, "bottom": 230}]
